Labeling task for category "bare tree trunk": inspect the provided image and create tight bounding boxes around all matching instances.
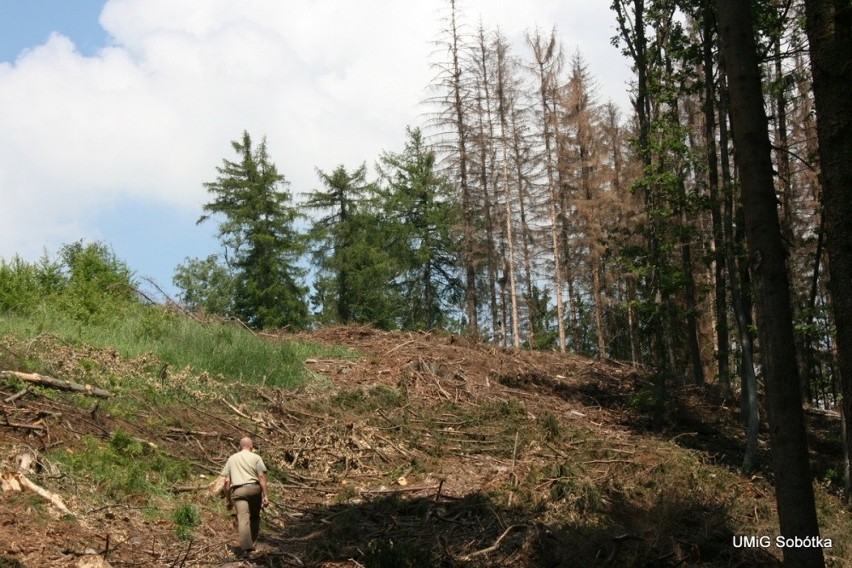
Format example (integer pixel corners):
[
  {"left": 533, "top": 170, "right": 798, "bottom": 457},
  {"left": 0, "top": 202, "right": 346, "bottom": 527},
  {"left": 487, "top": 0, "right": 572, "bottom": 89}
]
[
  {"left": 448, "top": 0, "right": 478, "bottom": 338},
  {"left": 803, "top": 0, "right": 852, "bottom": 502},
  {"left": 473, "top": 25, "right": 500, "bottom": 343},
  {"left": 511, "top": 112, "right": 537, "bottom": 349},
  {"left": 495, "top": 38, "right": 521, "bottom": 348},
  {"left": 772, "top": 37, "right": 813, "bottom": 406},
  {"left": 702, "top": 2, "right": 730, "bottom": 396},
  {"left": 681, "top": 212, "right": 705, "bottom": 386},
  {"left": 717, "top": 1, "right": 825, "bottom": 564},
  {"left": 529, "top": 30, "right": 567, "bottom": 353}
]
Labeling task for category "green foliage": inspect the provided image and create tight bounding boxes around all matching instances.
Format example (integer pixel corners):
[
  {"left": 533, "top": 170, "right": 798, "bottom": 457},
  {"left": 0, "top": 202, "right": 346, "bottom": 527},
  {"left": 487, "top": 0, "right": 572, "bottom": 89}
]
[
  {"left": 333, "top": 385, "right": 403, "bottom": 412},
  {"left": 172, "top": 503, "right": 201, "bottom": 541},
  {"left": 0, "top": 256, "right": 45, "bottom": 313},
  {"left": 524, "top": 285, "right": 558, "bottom": 350},
  {"left": 310, "top": 207, "right": 401, "bottom": 328},
  {"left": 538, "top": 411, "right": 563, "bottom": 442},
  {"left": 306, "top": 163, "right": 401, "bottom": 327},
  {"left": 627, "top": 383, "right": 665, "bottom": 412},
  {"left": 0, "top": 299, "right": 346, "bottom": 388},
  {"left": 199, "top": 131, "right": 308, "bottom": 329},
  {"left": 172, "top": 254, "right": 236, "bottom": 316},
  {"left": 0, "top": 241, "right": 134, "bottom": 324},
  {"left": 376, "top": 127, "right": 462, "bottom": 330}
]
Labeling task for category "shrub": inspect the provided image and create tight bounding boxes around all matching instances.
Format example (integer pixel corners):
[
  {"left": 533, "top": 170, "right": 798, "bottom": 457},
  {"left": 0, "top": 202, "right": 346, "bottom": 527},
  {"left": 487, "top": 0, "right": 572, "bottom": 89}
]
[{"left": 173, "top": 503, "right": 201, "bottom": 541}]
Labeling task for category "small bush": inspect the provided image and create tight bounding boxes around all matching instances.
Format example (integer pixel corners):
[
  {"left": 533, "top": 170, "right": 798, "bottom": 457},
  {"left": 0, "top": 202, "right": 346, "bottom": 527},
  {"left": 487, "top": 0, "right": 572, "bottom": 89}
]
[
  {"left": 173, "top": 503, "right": 201, "bottom": 541},
  {"left": 538, "top": 411, "right": 563, "bottom": 441},
  {"left": 333, "top": 385, "right": 403, "bottom": 411}
]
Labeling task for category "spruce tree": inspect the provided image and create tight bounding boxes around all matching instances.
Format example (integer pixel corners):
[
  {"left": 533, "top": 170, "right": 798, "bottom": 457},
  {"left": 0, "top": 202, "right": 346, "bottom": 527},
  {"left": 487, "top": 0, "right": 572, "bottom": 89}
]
[
  {"left": 305, "top": 163, "right": 398, "bottom": 326},
  {"left": 198, "top": 131, "right": 308, "bottom": 329},
  {"left": 378, "top": 127, "right": 462, "bottom": 331}
]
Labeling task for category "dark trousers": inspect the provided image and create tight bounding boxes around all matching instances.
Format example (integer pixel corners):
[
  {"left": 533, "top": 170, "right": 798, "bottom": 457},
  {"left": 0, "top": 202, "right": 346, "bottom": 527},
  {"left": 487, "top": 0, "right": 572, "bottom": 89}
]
[{"left": 231, "top": 483, "right": 262, "bottom": 550}]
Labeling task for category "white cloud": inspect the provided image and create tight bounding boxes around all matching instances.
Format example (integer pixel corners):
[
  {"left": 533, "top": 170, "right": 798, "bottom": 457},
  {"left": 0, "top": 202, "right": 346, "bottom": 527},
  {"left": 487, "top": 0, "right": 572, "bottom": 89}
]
[{"left": 0, "top": 0, "right": 629, "bottom": 267}]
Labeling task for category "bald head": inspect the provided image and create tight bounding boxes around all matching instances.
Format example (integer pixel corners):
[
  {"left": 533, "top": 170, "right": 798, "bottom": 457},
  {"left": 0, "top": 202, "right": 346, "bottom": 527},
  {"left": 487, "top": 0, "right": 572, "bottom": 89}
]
[{"left": 239, "top": 437, "right": 254, "bottom": 450}]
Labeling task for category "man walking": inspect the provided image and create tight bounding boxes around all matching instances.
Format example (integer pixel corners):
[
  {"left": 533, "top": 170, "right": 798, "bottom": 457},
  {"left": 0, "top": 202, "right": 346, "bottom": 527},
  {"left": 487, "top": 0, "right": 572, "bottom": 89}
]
[{"left": 221, "top": 437, "right": 269, "bottom": 556}]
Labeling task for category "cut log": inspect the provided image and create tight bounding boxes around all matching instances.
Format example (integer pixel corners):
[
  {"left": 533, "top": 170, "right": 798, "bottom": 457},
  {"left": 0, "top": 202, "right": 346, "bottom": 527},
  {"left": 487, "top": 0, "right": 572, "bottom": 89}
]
[{"left": 0, "top": 371, "right": 112, "bottom": 398}]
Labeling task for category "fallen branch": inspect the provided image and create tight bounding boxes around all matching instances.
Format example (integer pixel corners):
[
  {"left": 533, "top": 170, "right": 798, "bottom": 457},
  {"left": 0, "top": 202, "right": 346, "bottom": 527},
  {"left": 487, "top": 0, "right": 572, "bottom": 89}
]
[
  {"left": 1, "top": 471, "right": 72, "bottom": 515},
  {"left": 387, "top": 339, "right": 416, "bottom": 355},
  {"left": 460, "top": 524, "right": 525, "bottom": 560},
  {"left": 1, "top": 371, "right": 112, "bottom": 399},
  {"left": 219, "top": 397, "right": 251, "bottom": 420},
  {"left": 4, "top": 386, "right": 32, "bottom": 404},
  {"left": 165, "top": 427, "right": 222, "bottom": 437},
  {"left": 2, "top": 416, "right": 45, "bottom": 431}
]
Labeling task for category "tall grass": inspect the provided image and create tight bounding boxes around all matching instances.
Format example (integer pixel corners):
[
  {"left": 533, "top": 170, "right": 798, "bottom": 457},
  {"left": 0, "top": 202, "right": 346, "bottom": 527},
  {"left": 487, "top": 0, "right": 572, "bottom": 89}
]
[
  {"left": 1, "top": 244, "right": 353, "bottom": 387},
  {"left": 0, "top": 303, "right": 350, "bottom": 387}
]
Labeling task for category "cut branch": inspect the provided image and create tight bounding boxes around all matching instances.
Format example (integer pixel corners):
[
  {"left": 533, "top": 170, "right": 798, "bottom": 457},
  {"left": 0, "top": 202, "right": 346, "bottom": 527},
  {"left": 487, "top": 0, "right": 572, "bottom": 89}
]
[
  {"left": 1, "top": 471, "right": 72, "bottom": 515},
  {"left": 1, "top": 371, "right": 112, "bottom": 399},
  {"left": 460, "top": 524, "right": 525, "bottom": 560}
]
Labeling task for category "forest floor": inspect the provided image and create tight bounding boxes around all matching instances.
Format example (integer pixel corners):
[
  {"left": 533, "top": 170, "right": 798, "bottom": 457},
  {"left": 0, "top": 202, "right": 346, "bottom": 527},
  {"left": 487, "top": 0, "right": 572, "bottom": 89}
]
[{"left": 0, "top": 324, "right": 849, "bottom": 567}]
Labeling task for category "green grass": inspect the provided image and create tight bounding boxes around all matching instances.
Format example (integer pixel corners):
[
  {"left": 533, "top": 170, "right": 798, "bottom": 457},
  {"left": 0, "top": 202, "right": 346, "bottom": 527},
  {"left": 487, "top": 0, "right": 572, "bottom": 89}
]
[
  {"left": 0, "top": 301, "right": 352, "bottom": 388},
  {"left": 50, "top": 431, "right": 193, "bottom": 503}
]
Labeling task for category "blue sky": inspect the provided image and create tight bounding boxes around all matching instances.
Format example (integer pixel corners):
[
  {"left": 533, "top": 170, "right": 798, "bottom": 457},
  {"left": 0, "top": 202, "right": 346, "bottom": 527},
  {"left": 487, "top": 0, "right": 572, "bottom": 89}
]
[
  {"left": 0, "top": 1, "right": 630, "bottom": 300},
  {"left": 0, "top": 1, "right": 108, "bottom": 60}
]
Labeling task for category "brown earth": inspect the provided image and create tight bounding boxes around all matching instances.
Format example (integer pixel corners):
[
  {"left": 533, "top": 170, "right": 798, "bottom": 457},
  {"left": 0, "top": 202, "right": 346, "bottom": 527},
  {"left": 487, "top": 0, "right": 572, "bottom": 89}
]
[{"left": 0, "top": 326, "right": 847, "bottom": 567}]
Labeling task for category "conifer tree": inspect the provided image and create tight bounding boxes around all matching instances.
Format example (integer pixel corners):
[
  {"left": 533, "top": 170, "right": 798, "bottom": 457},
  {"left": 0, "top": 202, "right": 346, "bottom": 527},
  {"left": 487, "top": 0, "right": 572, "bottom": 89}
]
[
  {"left": 305, "top": 164, "right": 397, "bottom": 326},
  {"left": 198, "top": 131, "right": 308, "bottom": 329},
  {"left": 378, "top": 127, "right": 462, "bottom": 330}
]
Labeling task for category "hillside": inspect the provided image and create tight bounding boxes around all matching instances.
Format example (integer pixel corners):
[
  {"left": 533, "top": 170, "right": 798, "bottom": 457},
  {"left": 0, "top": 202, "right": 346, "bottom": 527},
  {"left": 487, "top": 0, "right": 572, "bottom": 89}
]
[{"left": 0, "top": 323, "right": 848, "bottom": 567}]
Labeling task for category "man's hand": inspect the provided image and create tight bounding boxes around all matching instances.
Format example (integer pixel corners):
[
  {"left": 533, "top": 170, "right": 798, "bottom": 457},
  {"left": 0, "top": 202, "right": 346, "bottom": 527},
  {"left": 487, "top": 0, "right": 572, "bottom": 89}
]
[{"left": 261, "top": 495, "right": 269, "bottom": 508}]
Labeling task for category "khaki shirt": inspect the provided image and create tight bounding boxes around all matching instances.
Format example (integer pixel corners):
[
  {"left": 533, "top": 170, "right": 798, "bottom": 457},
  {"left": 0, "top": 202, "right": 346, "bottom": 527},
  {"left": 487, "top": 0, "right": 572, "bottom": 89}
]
[{"left": 221, "top": 450, "right": 267, "bottom": 487}]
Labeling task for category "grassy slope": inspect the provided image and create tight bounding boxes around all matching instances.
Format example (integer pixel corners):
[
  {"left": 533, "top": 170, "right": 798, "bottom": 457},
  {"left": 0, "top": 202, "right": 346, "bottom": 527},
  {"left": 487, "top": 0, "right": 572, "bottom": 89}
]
[{"left": 0, "top": 307, "right": 849, "bottom": 567}]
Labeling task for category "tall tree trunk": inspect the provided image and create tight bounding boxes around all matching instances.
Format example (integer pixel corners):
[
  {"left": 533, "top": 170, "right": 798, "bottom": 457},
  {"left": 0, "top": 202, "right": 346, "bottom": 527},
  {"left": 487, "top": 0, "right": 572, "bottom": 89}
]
[
  {"left": 803, "top": 0, "right": 852, "bottom": 501},
  {"left": 529, "top": 30, "right": 567, "bottom": 353},
  {"left": 702, "top": 2, "right": 730, "bottom": 396},
  {"left": 511, "top": 111, "right": 537, "bottom": 349},
  {"left": 717, "top": 1, "right": 825, "bottom": 564},
  {"left": 681, "top": 212, "right": 705, "bottom": 386},
  {"left": 495, "top": 38, "right": 521, "bottom": 348},
  {"left": 667, "top": 59, "right": 704, "bottom": 386},
  {"left": 719, "top": 57, "right": 760, "bottom": 473},
  {"left": 772, "top": 37, "right": 813, "bottom": 405},
  {"left": 614, "top": 0, "right": 666, "bottom": 373},
  {"left": 473, "top": 24, "right": 500, "bottom": 343},
  {"left": 448, "top": 0, "right": 478, "bottom": 338}
]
